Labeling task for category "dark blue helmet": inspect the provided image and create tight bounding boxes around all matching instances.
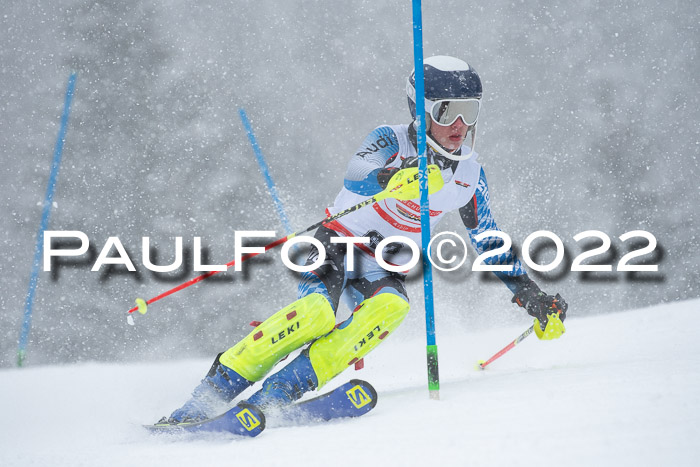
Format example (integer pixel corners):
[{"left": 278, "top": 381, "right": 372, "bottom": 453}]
[{"left": 407, "top": 56, "right": 482, "bottom": 119}]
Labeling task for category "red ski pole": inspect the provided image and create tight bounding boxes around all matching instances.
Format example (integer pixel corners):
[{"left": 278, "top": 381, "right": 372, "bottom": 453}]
[
  {"left": 127, "top": 165, "right": 444, "bottom": 316},
  {"left": 477, "top": 306, "right": 564, "bottom": 370},
  {"left": 477, "top": 325, "right": 534, "bottom": 370}
]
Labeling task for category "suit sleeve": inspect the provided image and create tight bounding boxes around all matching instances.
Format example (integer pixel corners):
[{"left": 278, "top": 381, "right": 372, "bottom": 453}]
[
  {"left": 459, "top": 167, "right": 532, "bottom": 293},
  {"left": 343, "top": 126, "right": 400, "bottom": 196}
]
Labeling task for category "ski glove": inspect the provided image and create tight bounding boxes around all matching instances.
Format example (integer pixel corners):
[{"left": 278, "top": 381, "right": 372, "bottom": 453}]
[
  {"left": 377, "top": 163, "right": 444, "bottom": 198},
  {"left": 512, "top": 284, "right": 568, "bottom": 340},
  {"left": 377, "top": 167, "right": 400, "bottom": 190},
  {"left": 377, "top": 157, "right": 420, "bottom": 189}
]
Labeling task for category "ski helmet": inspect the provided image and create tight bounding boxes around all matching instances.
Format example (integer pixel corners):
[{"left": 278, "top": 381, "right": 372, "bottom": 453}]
[{"left": 407, "top": 56, "right": 482, "bottom": 161}]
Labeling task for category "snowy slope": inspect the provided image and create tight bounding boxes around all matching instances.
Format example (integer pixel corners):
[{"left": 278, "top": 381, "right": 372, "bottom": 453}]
[{"left": 2, "top": 299, "right": 699, "bottom": 467}]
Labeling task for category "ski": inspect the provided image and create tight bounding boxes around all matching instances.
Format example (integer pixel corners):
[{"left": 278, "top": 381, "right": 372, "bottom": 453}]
[
  {"left": 144, "top": 379, "right": 376, "bottom": 437},
  {"left": 145, "top": 402, "right": 265, "bottom": 437},
  {"left": 275, "top": 379, "right": 378, "bottom": 425}
]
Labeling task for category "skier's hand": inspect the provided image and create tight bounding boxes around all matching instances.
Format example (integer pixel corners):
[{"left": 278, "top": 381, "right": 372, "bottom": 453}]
[
  {"left": 512, "top": 285, "right": 567, "bottom": 340},
  {"left": 400, "top": 156, "right": 419, "bottom": 169},
  {"left": 377, "top": 156, "right": 423, "bottom": 189},
  {"left": 377, "top": 167, "right": 399, "bottom": 189},
  {"left": 376, "top": 164, "right": 444, "bottom": 200}
]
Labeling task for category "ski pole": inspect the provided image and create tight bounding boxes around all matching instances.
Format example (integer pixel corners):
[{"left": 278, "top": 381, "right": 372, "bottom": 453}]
[
  {"left": 477, "top": 325, "right": 534, "bottom": 370},
  {"left": 477, "top": 306, "right": 564, "bottom": 370},
  {"left": 127, "top": 165, "right": 444, "bottom": 315}
]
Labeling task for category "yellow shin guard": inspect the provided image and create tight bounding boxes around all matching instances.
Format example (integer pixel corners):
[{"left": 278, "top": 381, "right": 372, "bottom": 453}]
[
  {"left": 219, "top": 293, "right": 336, "bottom": 382},
  {"left": 309, "top": 293, "right": 410, "bottom": 388}
]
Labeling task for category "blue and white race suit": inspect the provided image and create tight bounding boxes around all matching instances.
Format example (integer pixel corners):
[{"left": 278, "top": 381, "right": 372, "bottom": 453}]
[{"left": 298, "top": 124, "right": 529, "bottom": 312}]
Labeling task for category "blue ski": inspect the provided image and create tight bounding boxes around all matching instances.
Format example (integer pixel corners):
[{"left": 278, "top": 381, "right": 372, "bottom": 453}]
[
  {"left": 279, "top": 379, "right": 377, "bottom": 423},
  {"left": 145, "top": 402, "right": 265, "bottom": 437},
  {"left": 145, "top": 379, "right": 376, "bottom": 437}
]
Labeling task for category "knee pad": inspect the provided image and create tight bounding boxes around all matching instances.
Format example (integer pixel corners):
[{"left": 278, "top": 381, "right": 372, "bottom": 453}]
[
  {"left": 220, "top": 293, "right": 335, "bottom": 382},
  {"left": 308, "top": 293, "right": 410, "bottom": 388}
]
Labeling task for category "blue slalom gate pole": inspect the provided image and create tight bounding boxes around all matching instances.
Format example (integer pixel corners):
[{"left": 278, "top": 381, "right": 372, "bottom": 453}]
[
  {"left": 238, "top": 108, "right": 293, "bottom": 235},
  {"left": 411, "top": 0, "right": 440, "bottom": 399},
  {"left": 18, "top": 72, "right": 77, "bottom": 367}
]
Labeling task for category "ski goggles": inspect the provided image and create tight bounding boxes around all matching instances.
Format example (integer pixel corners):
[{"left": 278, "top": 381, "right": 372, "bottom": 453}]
[{"left": 427, "top": 98, "right": 481, "bottom": 127}]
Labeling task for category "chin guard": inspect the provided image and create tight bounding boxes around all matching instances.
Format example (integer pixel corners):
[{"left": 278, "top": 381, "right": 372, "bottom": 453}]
[{"left": 426, "top": 123, "right": 477, "bottom": 161}]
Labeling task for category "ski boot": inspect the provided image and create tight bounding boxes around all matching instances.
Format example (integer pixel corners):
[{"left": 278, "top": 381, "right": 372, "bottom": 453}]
[
  {"left": 246, "top": 350, "right": 318, "bottom": 410},
  {"left": 162, "top": 353, "right": 253, "bottom": 424}
]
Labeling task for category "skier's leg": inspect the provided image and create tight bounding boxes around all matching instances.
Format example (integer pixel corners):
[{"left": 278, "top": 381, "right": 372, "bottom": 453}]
[
  {"left": 296, "top": 226, "right": 348, "bottom": 311},
  {"left": 166, "top": 227, "right": 347, "bottom": 422},
  {"left": 219, "top": 226, "right": 348, "bottom": 384},
  {"left": 243, "top": 227, "right": 357, "bottom": 409},
  {"left": 245, "top": 348, "right": 318, "bottom": 409},
  {"left": 219, "top": 293, "right": 335, "bottom": 381},
  {"left": 166, "top": 293, "right": 335, "bottom": 422},
  {"left": 246, "top": 285, "right": 409, "bottom": 408},
  {"left": 167, "top": 352, "right": 251, "bottom": 423},
  {"left": 309, "top": 289, "right": 410, "bottom": 388}
]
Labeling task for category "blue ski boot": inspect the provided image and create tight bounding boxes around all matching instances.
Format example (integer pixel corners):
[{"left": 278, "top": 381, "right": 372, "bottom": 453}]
[
  {"left": 246, "top": 350, "right": 318, "bottom": 410},
  {"left": 164, "top": 353, "right": 253, "bottom": 423}
]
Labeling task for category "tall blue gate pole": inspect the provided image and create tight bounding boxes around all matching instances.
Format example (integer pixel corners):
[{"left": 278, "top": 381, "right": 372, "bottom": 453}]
[
  {"left": 411, "top": 0, "right": 440, "bottom": 399},
  {"left": 18, "top": 72, "right": 77, "bottom": 367},
  {"left": 238, "top": 108, "right": 293, "bottom": 235}
]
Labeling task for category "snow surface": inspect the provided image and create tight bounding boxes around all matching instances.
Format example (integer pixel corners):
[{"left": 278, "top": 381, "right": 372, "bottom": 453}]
[{"left": 2, "top": 299, "right": 699, "bottom": 467}]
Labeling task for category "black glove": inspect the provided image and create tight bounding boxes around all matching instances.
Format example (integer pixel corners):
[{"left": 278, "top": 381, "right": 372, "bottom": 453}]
[
  {"left": 401, "top": 156, "right": 419, "bottom": 168},
  {"left": 377, "top": 157, "right": 420, "bottom": 189},
  {"left": 377, "top": 167, "right": 399, "bottom": 189},
  {"left": 512, "top": 283, "right": 568, "bottom": 331}
]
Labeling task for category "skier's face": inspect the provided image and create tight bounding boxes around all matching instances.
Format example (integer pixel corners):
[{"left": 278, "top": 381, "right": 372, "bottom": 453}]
[{"left": 428, "top": 116, "right": 469, "bottom": 152}]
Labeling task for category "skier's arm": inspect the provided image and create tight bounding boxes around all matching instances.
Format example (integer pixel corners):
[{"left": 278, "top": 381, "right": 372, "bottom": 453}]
[
  {"left": 460, "top": 168, "right": 568, "bottom": 339},
  {"left": 460, "top": 167, "right": 529, "bottom": 292},
  {"left": 344, "top": 126, "right": 400, "bottom": 196}
]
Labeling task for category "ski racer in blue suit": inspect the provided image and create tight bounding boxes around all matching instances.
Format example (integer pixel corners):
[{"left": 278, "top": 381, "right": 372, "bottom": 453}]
[{"left": 157, "top": 56, "right": 568, "bottom": 425}]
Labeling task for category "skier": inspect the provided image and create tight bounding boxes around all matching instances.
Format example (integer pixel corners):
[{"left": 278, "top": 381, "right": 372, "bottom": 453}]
[{"left": 159, "top": 55, "right": 568, "bottom": 424}]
